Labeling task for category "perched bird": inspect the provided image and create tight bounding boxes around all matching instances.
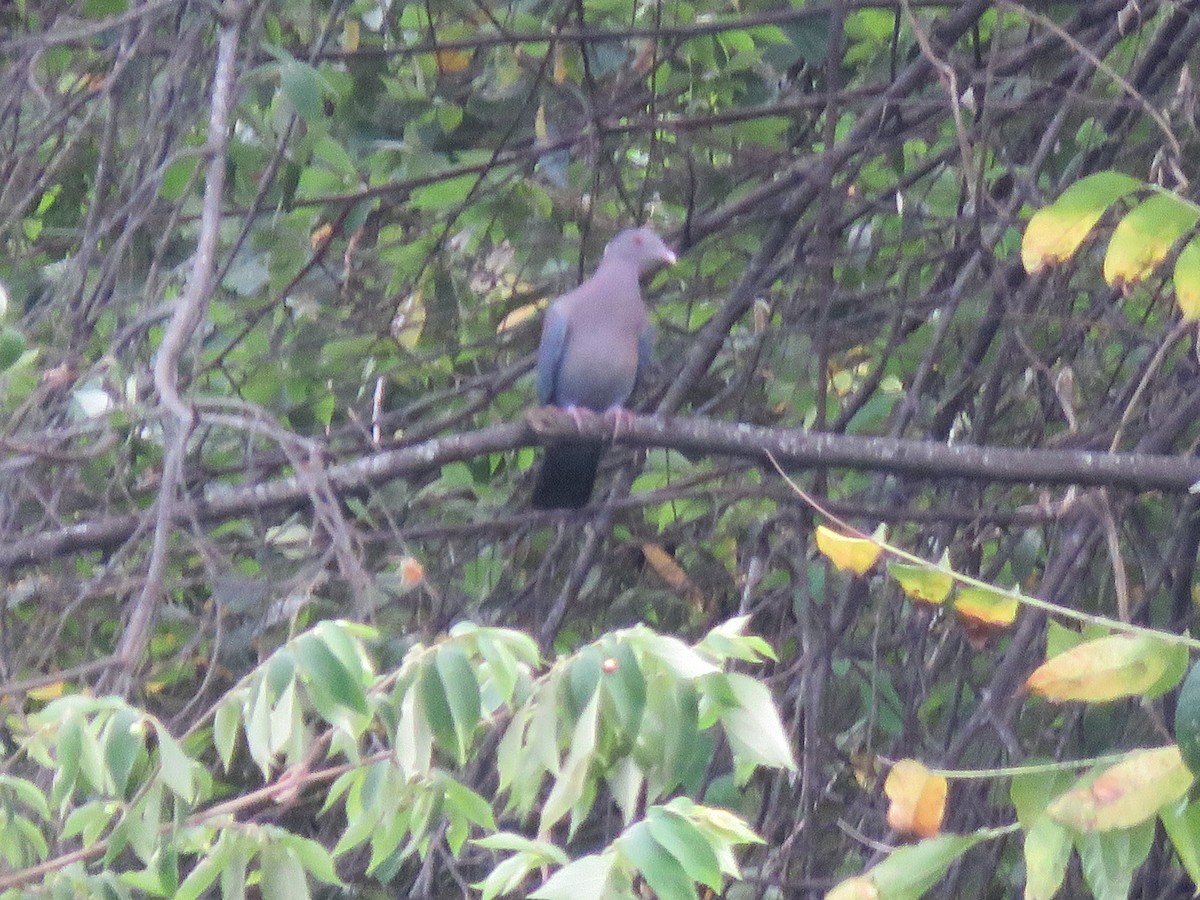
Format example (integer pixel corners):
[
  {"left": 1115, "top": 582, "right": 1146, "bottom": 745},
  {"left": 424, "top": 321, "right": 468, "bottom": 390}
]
[{"left": 531, "top": 226, "right": 677, "bottom": 509}]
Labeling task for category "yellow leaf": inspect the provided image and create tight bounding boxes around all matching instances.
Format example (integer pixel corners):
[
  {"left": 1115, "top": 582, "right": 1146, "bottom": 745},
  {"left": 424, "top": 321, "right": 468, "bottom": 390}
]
[
  {"left": 342, "top": 20, "right": 360, "bottom": 52},
  {"left": 553, "top": 44, "right": 567, "bottom": 83},
  {"left": 815, "top": 525, "right": 882, "bottom": 575},
  {"left": 884, "top": 759, "right": 947, "bottom": 839},
  {"left": 26, "top": 681, "right": 65, "bottom": 702},
  {"left": 391, "top": 288, "right": 426, "bottom": 351},
  {"left": 310, "top": 222, "right": 333, "bottom": 250},
  {"left": 954, "top": 586, "right": 1019, "bottom": 649},
  {"left": 1175, "top": 237, "right": 1200, "bottom": 320},
  {"left": 851, "top": 750, "right": 881, "bottom": 789},
  {"left": 889, "top": 559, "right": 953, "bottom": 605},
  {"left": 497, "top": 301, "right": 543, "bottom": 334},
  {"left": 1047, "top": 746, "right": 1193, "bottom": 832},
  {"left": 1103, "top": 192, "right": 1200, "bottom": 289},
  {"left": 1021, "top": 171, "right": 1141, "bottom": 274},
  {"left": 1026, "top": 634, "right": 1170, "bottom": 702},
  {"left": 435, "top": 48, "right": 472, "bottom": 74},
  {"left": 953, "top": 586, "right": 1018, "bottom": 626}
]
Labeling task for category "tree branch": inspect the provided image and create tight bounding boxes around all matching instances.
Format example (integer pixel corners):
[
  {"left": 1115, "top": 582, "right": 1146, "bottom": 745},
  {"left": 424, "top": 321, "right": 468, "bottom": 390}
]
[{"left": 2, "top": 410, "right": 1198, "bottom": 570}]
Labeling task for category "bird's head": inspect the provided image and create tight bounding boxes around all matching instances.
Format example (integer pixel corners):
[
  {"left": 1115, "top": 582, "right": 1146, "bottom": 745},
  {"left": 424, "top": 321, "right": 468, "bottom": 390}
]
[{"left": 604, "top": 226, "right": 678, "bottom": 275}]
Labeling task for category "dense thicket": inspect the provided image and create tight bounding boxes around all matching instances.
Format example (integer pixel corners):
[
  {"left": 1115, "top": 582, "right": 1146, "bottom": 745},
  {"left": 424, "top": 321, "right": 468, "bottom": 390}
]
[{"left": 4, "top": 1, "right": 1200, "bottom": 896}]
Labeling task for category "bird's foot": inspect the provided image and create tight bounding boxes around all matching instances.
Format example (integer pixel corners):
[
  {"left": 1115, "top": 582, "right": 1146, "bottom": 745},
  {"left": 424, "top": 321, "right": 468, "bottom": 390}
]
[
  {"left": 564, "top": 404, "right": 589, "bottom": 431},
  {"left": 604, "top": 406, "right": 635, "bottom": 439}
]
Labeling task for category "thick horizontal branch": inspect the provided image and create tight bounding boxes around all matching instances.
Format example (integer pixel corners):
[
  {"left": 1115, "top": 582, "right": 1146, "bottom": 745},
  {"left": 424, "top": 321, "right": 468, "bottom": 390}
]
[{"left": 2, "top": 410, "right": 1197, "bottom": 569}]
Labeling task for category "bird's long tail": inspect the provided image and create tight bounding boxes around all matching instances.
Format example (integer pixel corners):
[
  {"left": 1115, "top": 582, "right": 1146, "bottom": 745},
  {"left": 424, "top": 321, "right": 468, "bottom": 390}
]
[{"left": 531, "top": 439, "right": 604, "bottom": 509}]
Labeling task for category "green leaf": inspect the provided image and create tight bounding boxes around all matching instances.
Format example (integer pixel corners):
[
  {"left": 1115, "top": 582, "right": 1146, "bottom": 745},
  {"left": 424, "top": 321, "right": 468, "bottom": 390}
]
[
  {"left": 620, "top": 822, "right": 698, "bottom": 900},
  {"left": 1011, "top": 768, "right": 1075, "bottom": 826},
  {"left": 567, "top": 645, "right": 602, "bottom": 717},
  {"left": 475, "top": 855, "right": 540, "bottom": 900},
  {"left": 61, "top": 800, "right": 117, "bottom": 845},
  {"left": 277, "top": 833, "right": 340, "bottom": 885},
  {"left": 52, "top": 715, "right": 83, "bottom": 806},
  {"left": 645, "top": 807, "right": 723, "bottom": 891},
  {"left": 153, "top": 723, "right": 196, "bottom": 803},
  {"left": 600, "top": 640, "right": 646, "bottom": 738},
  {"left": 473, "top": 832, "right": 569, "bottom": 860},
  {"left": 1176, "top": 661, "right": 1200, "bottom": 774},
  {"left": 539, "top": 687, "right": 600, "bottom": 834},
  {"left": 1160, "top": 796, "right": 1200, "bottom": 889},
  {"left": 1023, "top": 814, "right": 1072, "bottom": 900},
  {"left": 214, "top": 698, "right": 240, "bottom": 773},
  {"left": 295, "top": 632, "right": 369, "bottom": 718},
  {"left": 103, "top": 707, "right": 142, "bottom": 798},
  {"left": 158, "top": 156, "right": 199, "bottom": 201},
  {"left": 1076, "top": 820, "right": 1154, "bottom": 900},
  {"left": 716, "top": 672, "right": 797, "bottom": 774},
  {"left": 277, "top": 57, "right": 331, "bottom": 123},
  {"left": 869, "top": 833, "right": 984, "bottom": 900},
  {"left": 419, "top": 660, "right": 461, "bottom": 763},
  {"left": 410, "top": 174, "right": 478, "bottom": 211},
  {"left": 442, "top": 775, "right": 497, "bottom": 833},
  {"left": 0, "top": 775, "right": 51, "bottom": 822},
  {"left": 260, "top": 842, "right": 311, "bottom": 900},
  {"left": 628, "top": 630, "right": 719, "bottom": 679},
  {"left": 246, "top": 682, "right": 274, "bottom": 779},
  {"left": 436, "top": 643, "right": 482, "bottom": 763},
  {"left": 529, "top": 852, "right": 618, "bottom": 900},
  {"left": 174, "top": 834, "right": 233, "bottom": 900},
  {"left": 0, "top": 327, "right": 26, "bottom": 372},
  {"left": 396, "top": 685, "right": 433, "bottom": 778}
]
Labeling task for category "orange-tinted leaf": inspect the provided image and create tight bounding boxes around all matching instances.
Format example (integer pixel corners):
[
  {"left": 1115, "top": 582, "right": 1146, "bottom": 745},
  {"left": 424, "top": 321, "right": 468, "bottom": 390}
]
[
  {"left": 1175, "top": 237, "right": 1200, "bottom": 320},
  {"left": 435, "top": 49, "right": 472, "bottom": 74},
  {"left": 954, "top": 586, "right": 1019, "bottom": 649},
  {"left": 553, "top": 44, "right": 567, "bottom": 83},
  {"left": 1026, "top": 634, "right": 1170, "bottom": 702},
  {"left": 1047, "top": 746, "right": 1194, "bottom": 832},
  {"left": 953, "top": 586, "right": 1019, "bottom": 626},
  {"left": 816, "top": 525, "right": 882, "bottom": 576},
  {"left": 642, "top": 543, "right": 706, "bottom": 612},
  {"left": 1104, "top": 192, "right": 1200, "bottom": 289},
  {"left": 400, "top": 556, "right": 425, "bottom": 586},
  {"left": 889, "top": 559, "right": 953, "bottom": 606},
  {"left": 310, "top": 222, "right": 333, "bottom": 250},
  {"left": 1022, "top": 171, "right": 1141, "bottom": 274},
  {"left": 884, "top": 759, "right": 947, "bottom": 839},
  {"left": 496, "top": 301, "right": 542, "bottom": 333},
  {"left": 824, "top": 876, "right": 880, "bottom": 899}
]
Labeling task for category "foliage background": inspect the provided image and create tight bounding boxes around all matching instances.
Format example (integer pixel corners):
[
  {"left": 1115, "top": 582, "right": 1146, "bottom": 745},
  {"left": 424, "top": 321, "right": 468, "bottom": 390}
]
[{"left": 4, "top": 0, "right": 1200, "bottom": 896}]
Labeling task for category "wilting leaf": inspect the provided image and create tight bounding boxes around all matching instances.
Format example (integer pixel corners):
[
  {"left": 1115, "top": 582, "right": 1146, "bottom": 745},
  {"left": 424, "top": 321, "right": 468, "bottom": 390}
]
[
  {"left": 1047, "top": 746, "right": 1193, "bottom": 832},
  {"left": 1021, "top": 171, "right": 1141, "bottom": 274},
  {"left": 884, "top": 759, "right": 947, "bottom": 839},
  {"left": 1104, "top": 192, "right": 1200, "bottom": 288},
  {"left": 815, "top": 525, "right": 882, "bottom": 575},
  {"left": 1026, "top": 634, "right": 1172, "bottom": 702}
]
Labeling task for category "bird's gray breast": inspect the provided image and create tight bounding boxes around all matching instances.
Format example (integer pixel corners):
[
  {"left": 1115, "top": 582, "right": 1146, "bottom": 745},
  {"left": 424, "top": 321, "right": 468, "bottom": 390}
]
[{"left": 555, "top": 329, "right": 640, "bottom": 411}]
